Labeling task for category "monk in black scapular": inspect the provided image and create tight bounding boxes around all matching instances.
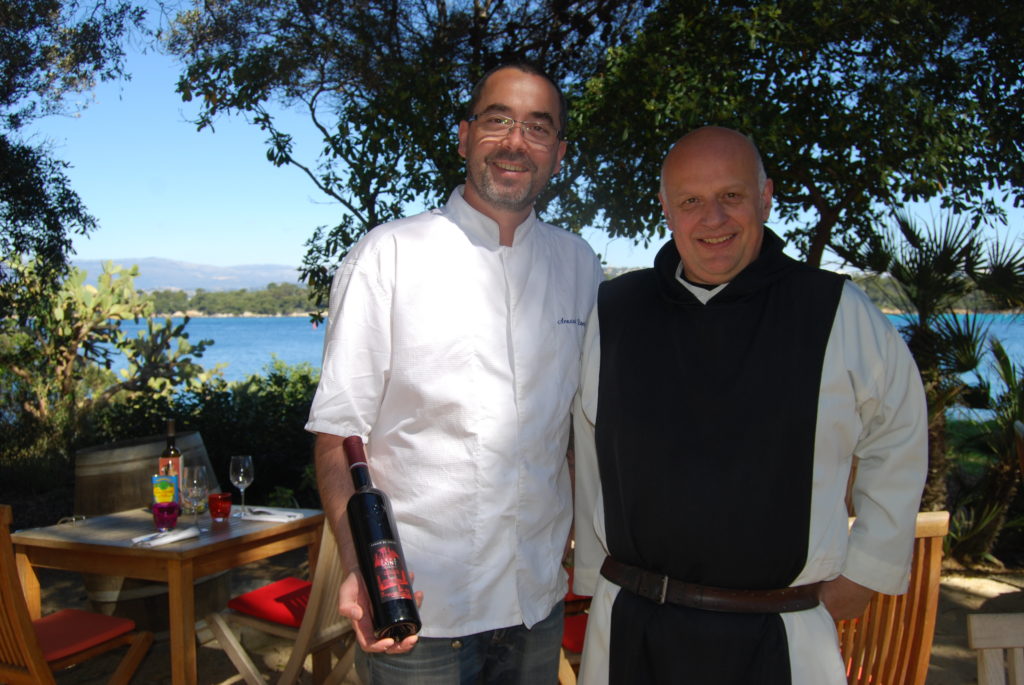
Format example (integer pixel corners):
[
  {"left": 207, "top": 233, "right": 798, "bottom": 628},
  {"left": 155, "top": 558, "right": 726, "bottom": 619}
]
[{"left": 572, "top": 126, "right": 928, "bottom": 685}]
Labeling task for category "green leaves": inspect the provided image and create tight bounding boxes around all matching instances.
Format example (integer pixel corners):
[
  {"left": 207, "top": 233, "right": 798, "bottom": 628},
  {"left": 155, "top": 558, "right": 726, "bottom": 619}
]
[
  {"left": 567, "top": 0, "right": 1023, "bottom": 266},
  {"left": 159, "top": 0, "right": 1022, "bottom": 299},
  {"left": 2, "top": 0, "right": 146, "bottom": 324},
  {"left": 163, "top": 0, "right": 652, "bottom": 306},
  {"left": 0, "top": 258, "right": 217, "bottom": 461}
]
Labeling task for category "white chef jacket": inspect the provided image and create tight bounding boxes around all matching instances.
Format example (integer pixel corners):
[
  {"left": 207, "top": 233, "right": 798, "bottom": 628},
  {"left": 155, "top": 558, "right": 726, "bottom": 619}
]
[
  {"left": 572, "top": 278, "right": 927, "bottom": 685},
  {"left": 307, "top": 186, "right": 602, "bottom": 637}
]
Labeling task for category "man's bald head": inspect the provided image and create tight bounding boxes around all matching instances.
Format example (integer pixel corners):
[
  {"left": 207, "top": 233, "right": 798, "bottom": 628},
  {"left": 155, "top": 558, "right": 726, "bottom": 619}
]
[{"left": 658, "top": 126, "right": 773, "bottom": 285}]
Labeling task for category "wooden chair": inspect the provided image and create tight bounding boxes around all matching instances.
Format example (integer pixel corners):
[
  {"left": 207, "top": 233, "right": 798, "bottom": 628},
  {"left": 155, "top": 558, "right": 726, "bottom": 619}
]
[
  {"left": 558, "top": 650, "right": 577, "bottom": 684},
  {"left": 836, "top": 510, "right": 950, "bottom": 685},
  {"left": 968, "top": 612, "right": 1024, "bottom": 685},
  {"left": 0, "top": 504, "right": 153, "bottom": 685},
  {"left": 205, "top": 521, "right": 355, "bottom": 685}
]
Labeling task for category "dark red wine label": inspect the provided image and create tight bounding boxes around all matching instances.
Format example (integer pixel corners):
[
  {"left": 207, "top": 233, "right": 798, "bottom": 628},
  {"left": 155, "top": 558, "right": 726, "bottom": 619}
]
[{"left": 371, "top": 540, "right": 414, "bottom": 601}]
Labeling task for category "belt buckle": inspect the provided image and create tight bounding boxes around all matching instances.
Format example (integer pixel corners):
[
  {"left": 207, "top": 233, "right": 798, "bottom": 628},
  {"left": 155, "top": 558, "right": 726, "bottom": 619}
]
[{"left": 657, "top": 574, "right": 668, "bottom": 604}]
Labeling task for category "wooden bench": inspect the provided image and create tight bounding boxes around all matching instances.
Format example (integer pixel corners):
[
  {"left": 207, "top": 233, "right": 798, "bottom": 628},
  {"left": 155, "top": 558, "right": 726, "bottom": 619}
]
[{"left": 968, "top": 612, "right": 1024, "bottom": 685}]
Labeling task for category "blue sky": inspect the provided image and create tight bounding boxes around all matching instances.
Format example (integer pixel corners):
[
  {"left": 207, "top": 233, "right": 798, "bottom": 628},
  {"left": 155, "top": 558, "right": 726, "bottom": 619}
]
[
  {"left": 25, "top": 43, "right": 664, "bottom": 270},
  {"left": 24, "top": 39, "right": 1021, "bottom": 273}
]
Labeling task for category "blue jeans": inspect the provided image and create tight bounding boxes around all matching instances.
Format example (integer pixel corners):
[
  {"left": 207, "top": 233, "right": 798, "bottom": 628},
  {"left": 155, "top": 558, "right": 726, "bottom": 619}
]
[{"left": 357, "top": 602, "right": 564, "bottom": 685}]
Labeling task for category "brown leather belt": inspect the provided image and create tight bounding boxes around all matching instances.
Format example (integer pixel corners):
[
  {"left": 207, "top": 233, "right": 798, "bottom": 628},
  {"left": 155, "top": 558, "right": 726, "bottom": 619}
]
[{"left": 600, "top": 557, "right": 821, "bottom": 614}]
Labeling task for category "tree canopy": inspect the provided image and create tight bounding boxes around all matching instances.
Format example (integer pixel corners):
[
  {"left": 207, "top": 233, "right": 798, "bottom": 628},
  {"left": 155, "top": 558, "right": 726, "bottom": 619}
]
[
  {"left": 165, "top": 0, "right": 1023, "bottom": 305},
  {"left": 163, "top": 0, "right": 650, "bottom": 311},
  {"left": 567, "top": 0, "right": 1024, "bottom": 267},
  {"left": 0, "top": 0, "right": 145, "bottom": 319},
  {"left": 150, "top": 281, "right": 316, "bottom": 316}
]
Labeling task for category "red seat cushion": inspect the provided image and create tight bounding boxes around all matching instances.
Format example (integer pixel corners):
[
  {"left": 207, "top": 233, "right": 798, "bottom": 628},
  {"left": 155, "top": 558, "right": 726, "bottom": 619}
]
[
  {"left": 33, "top": 609, "right": 136, "bottom": 662},
  {"left": 227, "top": 576, "right": 311, "bottom": 628},
  {"left": 562, "top": 612, "right": 588, "bottom": 653}
]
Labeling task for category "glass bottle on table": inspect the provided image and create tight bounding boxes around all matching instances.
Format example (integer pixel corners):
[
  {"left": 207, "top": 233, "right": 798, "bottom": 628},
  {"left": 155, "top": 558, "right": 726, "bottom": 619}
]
[
  {"left": 343, "top": 436, "right": 421, "bottom": 641},
  {"left": 229, "top": 455, "right": 254, "bottom": 516},
  {"left": 159, "top": 418, "right": 182, "bottom": 501}
]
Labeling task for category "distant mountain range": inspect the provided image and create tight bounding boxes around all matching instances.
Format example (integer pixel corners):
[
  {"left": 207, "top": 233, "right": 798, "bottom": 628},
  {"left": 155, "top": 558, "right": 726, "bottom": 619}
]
[
  {"left": 73, "top": 258, "right": 302, "bottom": 292},
  {"left": 71, "top": 258, "right": 641, "bottom": 292}
]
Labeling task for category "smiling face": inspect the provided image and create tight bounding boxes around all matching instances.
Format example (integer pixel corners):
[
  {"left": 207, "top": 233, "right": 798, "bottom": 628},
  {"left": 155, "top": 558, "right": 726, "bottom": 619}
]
[
  {"left": 659, "top": 127, "right": 773, "bottom": 285},
  {"left": 457, "top": 67, "right": 567, "bottom": 224}
]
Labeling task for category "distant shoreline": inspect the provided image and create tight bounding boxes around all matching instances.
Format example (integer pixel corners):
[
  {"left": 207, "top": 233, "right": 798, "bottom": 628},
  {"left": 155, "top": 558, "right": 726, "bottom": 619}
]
[
  {"left": 879, "top": 308, "right": 1018, "bottom": 316},
  {"left": 158, "top": 308, "right": 1019, "bottom": 318},
  {"left": 158, "top": 311, "right": 322, "bottom": 318}
]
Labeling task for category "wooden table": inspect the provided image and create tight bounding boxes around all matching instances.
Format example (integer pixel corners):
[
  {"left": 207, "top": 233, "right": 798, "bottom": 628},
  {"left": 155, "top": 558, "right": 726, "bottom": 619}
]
[{"left": 13, "top": 507, "right": 325, "bottom": 685}]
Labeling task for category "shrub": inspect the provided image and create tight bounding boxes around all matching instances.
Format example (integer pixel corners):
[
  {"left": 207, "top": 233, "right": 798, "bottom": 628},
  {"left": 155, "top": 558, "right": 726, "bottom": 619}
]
[{"left": 79, "top": 358, "right": 322, "bottom": 509}]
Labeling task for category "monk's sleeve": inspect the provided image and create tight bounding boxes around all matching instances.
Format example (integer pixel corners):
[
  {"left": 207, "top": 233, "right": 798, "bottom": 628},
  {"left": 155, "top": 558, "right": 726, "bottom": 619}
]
[{"left": 841, "top": 283, "right": 928, "bottom": 595}]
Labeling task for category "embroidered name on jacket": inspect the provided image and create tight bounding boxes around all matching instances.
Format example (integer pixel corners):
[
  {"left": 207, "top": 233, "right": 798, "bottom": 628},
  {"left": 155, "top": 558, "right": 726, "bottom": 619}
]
[{"left": 557, "top": 317, "right": 585, "bottom": 327}]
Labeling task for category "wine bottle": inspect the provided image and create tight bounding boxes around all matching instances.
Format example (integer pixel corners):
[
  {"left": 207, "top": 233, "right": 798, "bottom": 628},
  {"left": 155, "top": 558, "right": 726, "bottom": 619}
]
[
  {"left": 342, "top": 436, "right": 421, "bottom": 641},
  {"left": 159, "top": 419, "right": 182, "bottom": 503}
]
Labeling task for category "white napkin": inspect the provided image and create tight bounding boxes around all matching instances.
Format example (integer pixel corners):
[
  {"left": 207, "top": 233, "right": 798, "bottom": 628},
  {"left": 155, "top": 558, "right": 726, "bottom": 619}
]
[
  {"left": 131, "top": 526, "right": 200, "bottom": 547},
  {"left": 240, "top": 507, "right": 304, "bottom": 522}
]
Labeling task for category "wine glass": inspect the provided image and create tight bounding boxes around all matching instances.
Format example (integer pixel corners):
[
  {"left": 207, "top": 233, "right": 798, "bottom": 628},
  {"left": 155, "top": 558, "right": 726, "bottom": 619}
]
[
  {"left": 182, "top": 465, "right": 209, "bottom": 532},
  {"left": 229, "top": 455, "right": 254, "bottom": 516}
]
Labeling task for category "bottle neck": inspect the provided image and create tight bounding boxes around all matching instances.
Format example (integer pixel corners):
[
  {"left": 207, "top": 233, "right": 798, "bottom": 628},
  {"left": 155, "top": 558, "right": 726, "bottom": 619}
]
[{"left": 350, "top": 463, "right": 373, "bottom": 490}]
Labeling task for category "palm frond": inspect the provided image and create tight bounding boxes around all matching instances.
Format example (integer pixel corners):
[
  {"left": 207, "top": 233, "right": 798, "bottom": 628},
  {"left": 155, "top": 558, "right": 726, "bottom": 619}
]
[
  {"left": 934, "top": 313, "right": 989, "bottom": 374},
  {"left": 974, "top": 240, "right": 1024, "bottom": 309}
]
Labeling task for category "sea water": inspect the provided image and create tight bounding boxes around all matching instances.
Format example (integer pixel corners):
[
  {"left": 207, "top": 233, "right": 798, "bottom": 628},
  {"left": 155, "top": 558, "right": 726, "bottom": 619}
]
[
  {"left": 114, "top": 316, "right": 326, "bottom": 383},
  {"left": 111, "top": 313, "right": 1024, "bottom": 391}
]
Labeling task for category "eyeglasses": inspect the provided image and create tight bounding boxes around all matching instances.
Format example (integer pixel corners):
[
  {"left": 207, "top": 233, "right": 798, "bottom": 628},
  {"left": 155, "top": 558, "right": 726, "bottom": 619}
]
[{"left": 466, "top": 113, "right": 561, "bottom": 147}]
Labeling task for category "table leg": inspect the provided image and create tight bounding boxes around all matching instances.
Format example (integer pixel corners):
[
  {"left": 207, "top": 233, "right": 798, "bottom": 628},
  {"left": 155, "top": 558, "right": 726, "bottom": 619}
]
[
  {"left": 308, "top": 521, "right": 324, "bottom": 574},
  {"left": 167, "top": 558, "right": 198, "bottom": 685},
  {"left": 15, "top": 549, "right": 42, "bottom": 619}
]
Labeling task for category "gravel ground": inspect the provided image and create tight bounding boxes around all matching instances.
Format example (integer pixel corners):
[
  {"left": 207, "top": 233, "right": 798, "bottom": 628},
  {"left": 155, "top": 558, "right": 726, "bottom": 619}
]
[{"left": 928, "top": 568, "right": 1024, "bottom": 684}]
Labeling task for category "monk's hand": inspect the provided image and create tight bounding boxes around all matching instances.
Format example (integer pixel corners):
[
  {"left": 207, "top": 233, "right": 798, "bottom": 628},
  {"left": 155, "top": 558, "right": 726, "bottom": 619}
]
[{"left": 819, "top": 575, "right": 874, "bottom": 621}]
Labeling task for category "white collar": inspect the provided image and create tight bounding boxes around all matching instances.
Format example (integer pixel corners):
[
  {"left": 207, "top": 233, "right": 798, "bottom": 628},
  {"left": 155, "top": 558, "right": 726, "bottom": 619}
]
[
  {"left": 443, "top": 185, "right": 537, "bottom": 248},
  {"left": 675, "top": 262, "right": 728, "bottom": 304}
]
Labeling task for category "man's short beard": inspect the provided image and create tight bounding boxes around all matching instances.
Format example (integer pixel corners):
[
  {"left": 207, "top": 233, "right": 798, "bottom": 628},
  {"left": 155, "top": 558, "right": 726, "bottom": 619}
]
[
  {"left": 467, "top": 152, "right": 551, "bottom": 213},
  {"left": 471, "top": 172, "right": 538, "bottom": 212}
]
